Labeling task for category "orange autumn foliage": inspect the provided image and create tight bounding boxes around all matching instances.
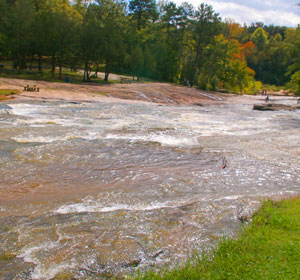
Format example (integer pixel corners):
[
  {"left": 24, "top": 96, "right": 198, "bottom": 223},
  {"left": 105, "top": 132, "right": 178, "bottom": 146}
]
[
  {"left": 240, "top": 41, "right": 255, "bottom": 57},
  {"left": 229, "top": 22, "right": 244, "bottom": 39}
]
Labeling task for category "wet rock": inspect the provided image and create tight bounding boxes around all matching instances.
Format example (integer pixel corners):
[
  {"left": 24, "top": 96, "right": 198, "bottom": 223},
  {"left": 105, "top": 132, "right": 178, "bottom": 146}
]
[
  {"left": 14, "top": 268, "right": 34, "bottom": 280},
  {"left": 0, "top": 104, "right": 12, "bottom": 114},
  {"left": 150, "top": 249, "right": 164, "bottom": 259},
  {"left": 1, "top": 262, "right": 34, "bottom": 280},
  {"left": 237, "top": 208, "right": 253, "bottom": 224},
  {"left": 122, "top": 258, "right": 142, "bottom": 268},
  {"left": 94, "top": 238, "right": 144, "bottom": 272},
  {"left": 253, "top": 103, "right": 300, "bottom": 111},
  {"left": 69, "top": 101, "right": 81, "bottom": 105}
]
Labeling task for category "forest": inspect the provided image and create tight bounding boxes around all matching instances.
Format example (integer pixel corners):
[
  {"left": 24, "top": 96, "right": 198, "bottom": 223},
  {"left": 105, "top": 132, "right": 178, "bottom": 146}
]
[{"left": 0, "top": 0, "right": 299, "bottom": 94}]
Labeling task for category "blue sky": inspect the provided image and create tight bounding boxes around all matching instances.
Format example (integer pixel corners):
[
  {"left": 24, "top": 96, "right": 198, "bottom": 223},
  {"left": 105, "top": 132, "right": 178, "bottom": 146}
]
[{"left": 174, "top": 0, "right": 300, "bottom": 27}]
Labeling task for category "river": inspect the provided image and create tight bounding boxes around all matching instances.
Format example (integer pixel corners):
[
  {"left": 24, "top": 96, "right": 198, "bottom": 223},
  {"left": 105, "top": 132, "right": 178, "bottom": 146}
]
[{"left": 0, "top": 96, "right": 299, "bottom": 279}]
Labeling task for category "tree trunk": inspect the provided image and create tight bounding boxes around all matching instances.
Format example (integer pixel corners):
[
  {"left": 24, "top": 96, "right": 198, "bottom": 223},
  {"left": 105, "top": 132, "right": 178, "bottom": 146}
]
[
  {"left": 59, "top": 56, "right": 62, "bottom": 80},
  {"left": 20, "top": 54, "right": 27, "bottom": 70},
  {"left": 38, "top": 53, "right": 42, "bottom": 74},
  {"left": 190, "top": 40, "right": 202, "bottom": 87},
  {"left": 104, "top": 60, "right": 110, "bottom": 82},
  {"left": 94, "top": 64, "right": 99, "bottom": 78},
  {"left": 15, "top": 53, "right": 20, "bottom": 71},
  {"left": 83, "top": 57, "right": 90, "bottom": 81},
  {"left": 51, "top": 55, "right": 56, "bottom": 78},
  {"left": 29, "top": 53, "right": 34, "bottom": 70}
]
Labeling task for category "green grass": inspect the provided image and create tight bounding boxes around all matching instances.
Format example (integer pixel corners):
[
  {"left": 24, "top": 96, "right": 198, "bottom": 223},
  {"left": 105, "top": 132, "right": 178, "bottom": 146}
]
[
  {"left": 133, "top": 198, "right": 300, "bottom": 280},
  {"left": 93, "top": 92, "right": 109, "bottom": 96},
  {"left": 0, "top": 89, "right": 21, "bottom": 100}
]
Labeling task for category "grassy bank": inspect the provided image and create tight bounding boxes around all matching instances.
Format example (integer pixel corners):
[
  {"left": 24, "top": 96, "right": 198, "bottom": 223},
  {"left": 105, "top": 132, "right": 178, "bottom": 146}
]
[
  {"left": 134, "top": 197, "right": 300, "bottom": 280},
  {"left": 0, "top": 89, "right": 20, "bottom": 101}
]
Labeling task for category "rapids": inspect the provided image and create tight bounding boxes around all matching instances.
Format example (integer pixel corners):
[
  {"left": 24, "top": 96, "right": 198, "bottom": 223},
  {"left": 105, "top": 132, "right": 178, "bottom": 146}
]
[{"left": 0, "top": 96, "right": 299, "bottom": 279}]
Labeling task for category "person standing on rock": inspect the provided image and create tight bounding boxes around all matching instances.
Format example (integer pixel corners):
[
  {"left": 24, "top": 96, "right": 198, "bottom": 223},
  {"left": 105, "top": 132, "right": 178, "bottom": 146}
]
[{"left": 265, "top": 94, "right": 269, "bottom": 102}]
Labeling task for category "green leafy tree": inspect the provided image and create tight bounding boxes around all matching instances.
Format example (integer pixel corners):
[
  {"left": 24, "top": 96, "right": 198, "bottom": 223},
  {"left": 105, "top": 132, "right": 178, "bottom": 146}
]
[
  {"left": 30, "top": 0, "right": 48, "bottom": 72},
  {"left": 285, "top": 27, "right": 300, "bottom": 94},
  {"left": 247, "top": 27, "right": 269, "bottom": 83},
  {"left": 0, "top": 0, "right": 10, "bottom": 60},
  {"left": 250, "top": 27, "right": 268, "bottom": 51},
  {"left": 183, "top": 3, "right": 221, "bottom": 87},
  {"left": 261, "top": 33, "right": 291, "bottom": 85},
  {"left": 89, "top": 0, "right": 127, "bottom": 82},
  {"left": 129, "top": 0, "right": 157, "bottom": 30},
  {"left": 36, "top": 0, "right": 82, "bottom": 79},
  {"left": 80, "top": 4, "right": 103, "bottom": 81},
  {"left": 9, "top": 0, "right": 34, "bottom": 70}
]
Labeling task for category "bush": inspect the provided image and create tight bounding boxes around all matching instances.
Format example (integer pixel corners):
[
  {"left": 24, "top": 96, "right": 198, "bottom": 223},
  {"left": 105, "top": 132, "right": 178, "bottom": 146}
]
[{"left": 286, "top": 71, "right": 300, "bottom": 95}]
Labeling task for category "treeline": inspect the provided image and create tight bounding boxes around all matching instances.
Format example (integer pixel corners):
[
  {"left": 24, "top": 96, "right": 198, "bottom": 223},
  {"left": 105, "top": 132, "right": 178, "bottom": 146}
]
[{"left": 0, "top": 0, "right": 299, "bottom": 94}]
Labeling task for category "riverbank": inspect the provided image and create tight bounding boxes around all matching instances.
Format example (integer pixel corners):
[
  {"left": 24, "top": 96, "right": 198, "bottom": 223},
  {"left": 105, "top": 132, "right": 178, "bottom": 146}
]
[
  {"left": 133, "top": 196, "right": 300, "bottom": 280},
  {"left": 0, "top": 77, "right": 236, "bottom": 106},
  {"left": 1, "top": 77, "right": 298, "bottom": 107}
]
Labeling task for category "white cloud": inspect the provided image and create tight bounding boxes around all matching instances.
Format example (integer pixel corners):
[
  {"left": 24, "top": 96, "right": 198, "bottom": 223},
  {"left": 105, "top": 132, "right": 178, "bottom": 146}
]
[{"left": 174, "top": 0, "right": 300, "bottom": 26}]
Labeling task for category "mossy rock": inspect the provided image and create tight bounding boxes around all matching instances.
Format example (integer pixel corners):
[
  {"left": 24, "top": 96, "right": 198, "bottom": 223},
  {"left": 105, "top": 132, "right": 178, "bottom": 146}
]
[
  {"left": 0, "top": 252, "right": 17, "bottom": 261},
  {"left": 54, "top": 273, "right": 77, "bottom": 280}
]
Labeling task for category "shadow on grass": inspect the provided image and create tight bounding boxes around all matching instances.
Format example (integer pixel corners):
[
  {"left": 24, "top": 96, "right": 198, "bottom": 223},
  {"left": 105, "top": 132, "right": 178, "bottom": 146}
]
[{"left": 0, "top": 69, "right": 120, "bottom": 85}]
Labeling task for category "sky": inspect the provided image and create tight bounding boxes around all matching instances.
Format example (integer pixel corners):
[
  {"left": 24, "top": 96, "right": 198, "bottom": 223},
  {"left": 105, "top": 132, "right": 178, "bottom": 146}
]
[{"left": 174, "top": 0, "right": 300, "bottom": 27}]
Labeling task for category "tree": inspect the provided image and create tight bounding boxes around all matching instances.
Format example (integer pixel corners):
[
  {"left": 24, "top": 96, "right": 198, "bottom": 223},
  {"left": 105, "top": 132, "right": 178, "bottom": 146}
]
[
  {"left": 250, "top": 27, "right": 268, "bottom": 51},
  {"left": 155, "top": 1, "right": 181, "bottom": 81},
  {"left": 198, "top": 23, "right": 256, "bottom": 93},
  {"left": 285, "top": 27, "right": 300, "bottom": 94},
  {"left": 184, "top": 3, "right": 221, "bottom": 87},
  {"left": 94, "top": 0, "right": 127, "bottom": 82},
  {"left": 0, "top": 0, "right": 9, "bottom": 60},
  {"left": 8, "top": 0, "right": 35, "bottom": 70},
  {"left": 37, "top": 0, "right": 82, "bottom": 79},
  {"left": 261, "top": 33, "right": 291, "bottom": 85},
  {"left": 247, "top": 27, "right": 269, "bottom": 83},
  {"left": 80, "top": 4, "right": 102, "bottom": 81},
  {"left": 129, "top": 0, "right": 157, "bottom": 30}
]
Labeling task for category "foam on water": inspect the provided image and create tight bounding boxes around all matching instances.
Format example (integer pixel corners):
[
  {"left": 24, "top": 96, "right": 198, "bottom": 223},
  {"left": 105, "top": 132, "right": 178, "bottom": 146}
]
[
  {"left": 18, "top": 242, "right": 58, "bottom": 264},
  {"left": 54, "top": 196, "right": 200, "bottom": 214},
  {"left": 31, "top": 263, "right": 75, "bottom": 280},
  {"left": 17, "top": 238, "right": 76, "bottom": 280},
  {"left": 12, "top": 134, "right": 82, "bottom": 143},
  {"left": 105, "top": 133, "right": 198, "bottom": 147},
  {"left": 9, "top": 103, "right": 50, "bottom": 117}
]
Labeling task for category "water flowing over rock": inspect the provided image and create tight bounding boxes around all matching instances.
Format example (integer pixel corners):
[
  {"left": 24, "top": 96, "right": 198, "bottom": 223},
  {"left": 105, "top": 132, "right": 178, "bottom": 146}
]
[{"left": 0, "top": 96, "right": 299, "bottom": 279}]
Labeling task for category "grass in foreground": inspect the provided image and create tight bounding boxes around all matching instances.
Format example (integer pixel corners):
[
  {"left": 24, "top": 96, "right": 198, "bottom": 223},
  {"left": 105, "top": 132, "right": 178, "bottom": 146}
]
[{"left": 134, "top": 198, "right": 300, "bottom": 280}]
